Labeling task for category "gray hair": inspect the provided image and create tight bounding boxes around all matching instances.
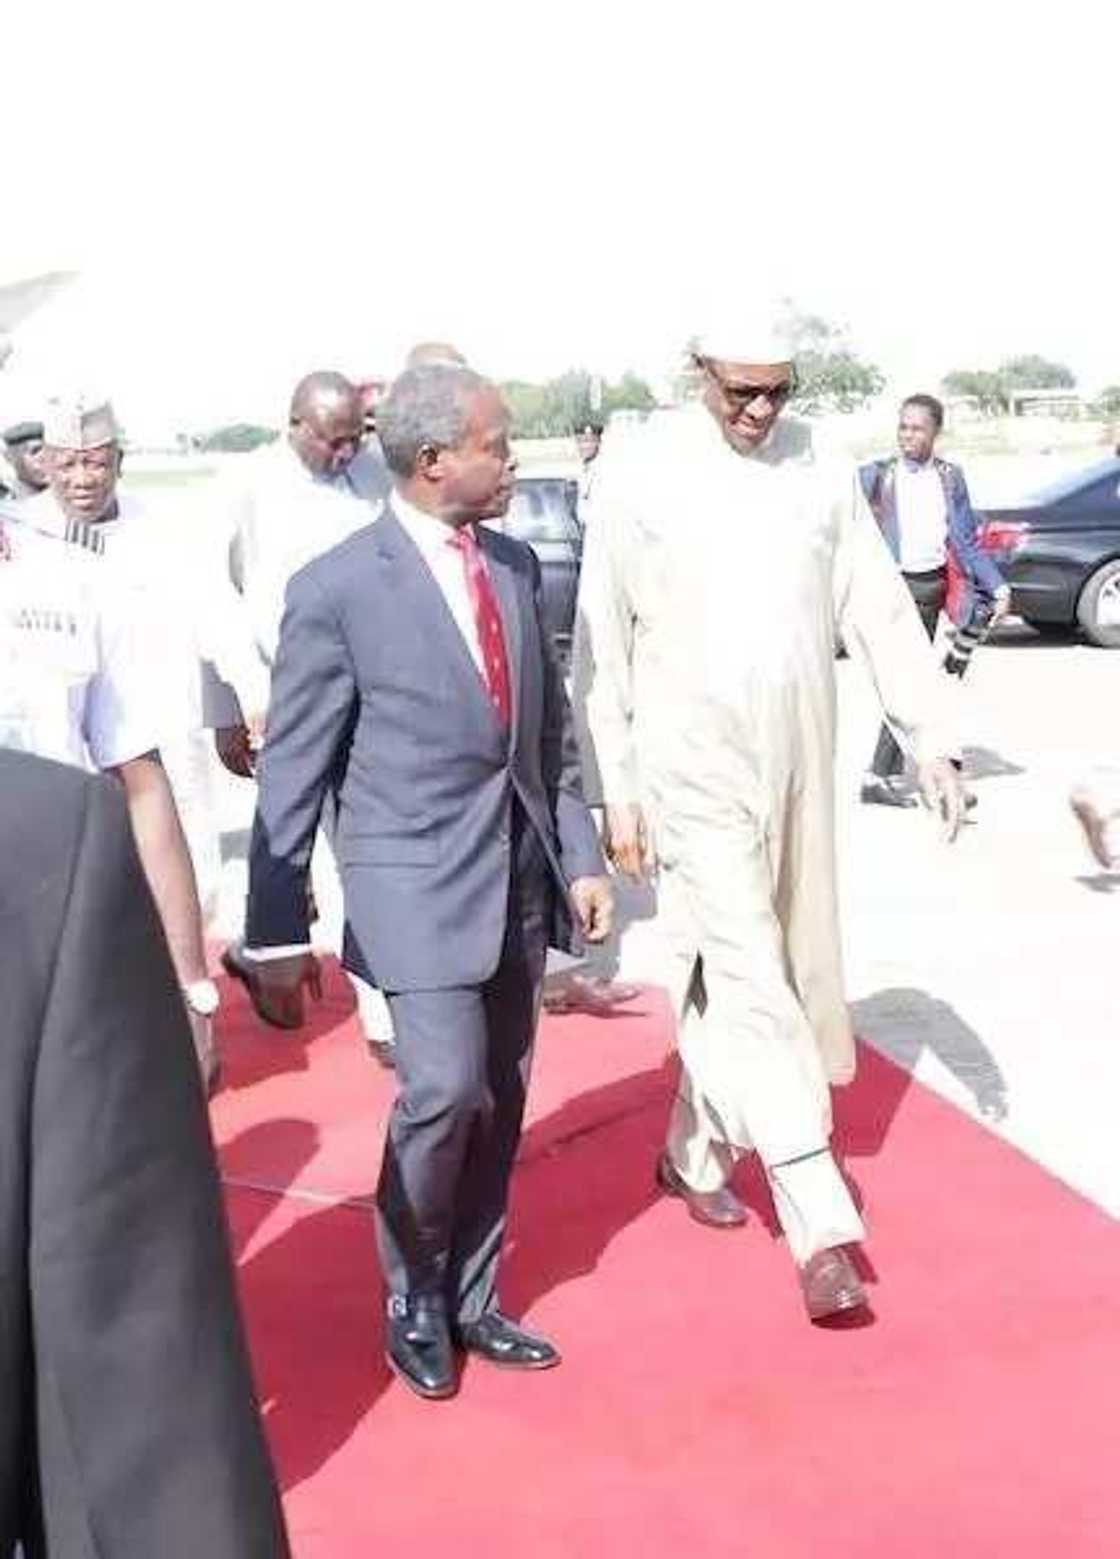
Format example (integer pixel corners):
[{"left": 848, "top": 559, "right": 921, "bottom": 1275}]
[{"left": 377, "top": 364, "right": 490, "bottom": 478}]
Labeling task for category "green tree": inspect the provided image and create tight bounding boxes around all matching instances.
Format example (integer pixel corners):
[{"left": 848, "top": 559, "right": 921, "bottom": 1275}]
[
  {"left": 941, "top": 369, "right": 1009, "bottom": 415},
  {"left": 197, "top": 423, "right": 279, "bottom": 453},
  {"left": 500, "top": 369, "right": 655, "bottom": 437},
  {"left": 1091, "top": 385, "right": 1120, "bottom": 418},
  {"left": 997, "top": 355, "right": 1075, "bottom": 390},
  {"left": 777, "top": 304, "right": 885, "bottom": 413}
]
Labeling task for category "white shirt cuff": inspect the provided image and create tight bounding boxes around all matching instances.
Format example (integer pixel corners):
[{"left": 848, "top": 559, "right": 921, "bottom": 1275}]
[{"left": 242, "top": 943, "right": 312, "bottom": 961}]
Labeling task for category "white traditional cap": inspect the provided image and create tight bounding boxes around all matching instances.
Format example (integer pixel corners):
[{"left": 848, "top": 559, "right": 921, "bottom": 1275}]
[
  {"left": 691, "top": 303, "right": 794, "bottom": 366},
  {"left": 42, "top": 391, "right": 120, "bottom": 450}
]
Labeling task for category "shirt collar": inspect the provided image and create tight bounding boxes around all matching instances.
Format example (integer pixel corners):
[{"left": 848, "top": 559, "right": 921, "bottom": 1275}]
[{"left": 391, "top": 488, "right": 465, "bottom": 561}]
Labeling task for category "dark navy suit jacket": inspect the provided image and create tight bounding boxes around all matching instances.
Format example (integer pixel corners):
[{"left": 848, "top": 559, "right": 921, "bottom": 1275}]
[
  {"left": 859, "top": 455, "right": 1005, "bottom": 624},
  {"left": 246, "top": 505, "right": 604, "bottom": 991}
]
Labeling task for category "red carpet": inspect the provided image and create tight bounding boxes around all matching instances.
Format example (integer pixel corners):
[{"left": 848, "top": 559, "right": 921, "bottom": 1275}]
[{"left": 210, "top": 960, "right": 1119, "bottom": 1558}]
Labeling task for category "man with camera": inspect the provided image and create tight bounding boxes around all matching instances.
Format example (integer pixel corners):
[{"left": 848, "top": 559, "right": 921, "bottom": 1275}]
[{"left": 859, "top": 392, "right": 1010, "bottom": 808}]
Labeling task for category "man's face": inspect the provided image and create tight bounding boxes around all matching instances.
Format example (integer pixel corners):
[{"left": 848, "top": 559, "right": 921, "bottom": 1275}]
[
  {"left": 575, "top": 428, "right": 602, "bottom": 467},
  {"left": 699, "top": 356, "right": 794, "bottom": 455},
  {"left": 45, "top": 443, "right": 121, "bottom": 521},
  {"left": 7, "top": 437, "right": 48, "bottom": 492},
  {"left": 897, "top": 404, "right": 938, "bottom": 464},
  {"left": 291, "top": 395, "right": 365, "bottom": 477},
  {"left": 434, "top": 388, "right": 517, "bottom": 523}
]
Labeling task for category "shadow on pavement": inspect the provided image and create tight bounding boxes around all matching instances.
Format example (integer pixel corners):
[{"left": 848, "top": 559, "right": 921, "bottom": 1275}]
[
  {"left": 962, "top": 743, "right": 1025, "bottom": 780},
  {"left": 852, "top": 987, "right": 1008, "bottom": 1123}
]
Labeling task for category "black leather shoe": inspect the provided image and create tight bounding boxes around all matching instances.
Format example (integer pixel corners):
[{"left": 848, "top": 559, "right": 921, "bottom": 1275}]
[
  {"left": 860, "top": 777, "right": 917, "bottom": 809},
  {"left": 457, "top": 1312, "right": 560, "bottom": 1370},
  {"left": 386, "top": 1295, "right": 457, "bottom": 1399}
]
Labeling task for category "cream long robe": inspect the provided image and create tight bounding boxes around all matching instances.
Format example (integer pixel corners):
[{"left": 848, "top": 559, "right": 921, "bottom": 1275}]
[{"left": 573, "top": 403, "right": 955, "bottom": 1162}]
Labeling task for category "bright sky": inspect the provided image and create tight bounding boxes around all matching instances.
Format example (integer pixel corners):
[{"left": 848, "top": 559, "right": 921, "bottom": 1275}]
[{"left": 3, "top": 1, "right": 1117, "bottom": 438}]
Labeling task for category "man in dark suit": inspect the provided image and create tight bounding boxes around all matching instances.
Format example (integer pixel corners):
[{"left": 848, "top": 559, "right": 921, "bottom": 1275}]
[
  {"left": 246, "top": 363, "right": 612, "bottom": 1400},
  {"left": 0, "top": 750, "right": 288, "bottom": 1558}
]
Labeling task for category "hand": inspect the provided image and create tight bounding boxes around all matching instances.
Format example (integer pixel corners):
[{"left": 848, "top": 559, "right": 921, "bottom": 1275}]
[
  {"left": 245, "top": 709, "right": 268, "bottom": 753},
  {"left": 990, "top": 586, "right": 1012, "bottom": 625},
  {"left": 253, "top": 952, "right": 323, "bottom": 1027},
  {"left": 917, "top": 758, "right": 965, "bottom": 843},
  {"left": 569, "top": 876, "right": 614, "bottom": 944},
  {"left": 214, "top": 723, "right": 256, "bottom": 779},
  {"left": 604, "top": 803, "right": 654, "bottom": 880}
]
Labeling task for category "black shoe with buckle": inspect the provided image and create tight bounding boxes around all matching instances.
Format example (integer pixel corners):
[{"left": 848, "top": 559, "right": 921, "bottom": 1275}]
[{"left": 386, "top": 1294, "right": 457, "bottom": 1399}]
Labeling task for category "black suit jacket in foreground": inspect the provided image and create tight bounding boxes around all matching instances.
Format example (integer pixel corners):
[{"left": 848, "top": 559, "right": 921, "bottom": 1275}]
[
  {"left": 0, "top": 751, "right": 288, "bottom": 1559},
  {"left": 247, "top": 509, "right": 605, "bottom": 989}
]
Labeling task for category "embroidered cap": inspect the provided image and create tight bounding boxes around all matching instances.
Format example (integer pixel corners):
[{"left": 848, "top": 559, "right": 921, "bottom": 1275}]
[{"left": 42, "top": 393, "right": 120, "bottom": 450}]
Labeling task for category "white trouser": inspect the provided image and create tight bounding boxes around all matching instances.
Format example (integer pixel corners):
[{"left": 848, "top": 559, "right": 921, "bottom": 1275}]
[{"left": 657, "top": 812, "right": 864, "bottom": 1264}]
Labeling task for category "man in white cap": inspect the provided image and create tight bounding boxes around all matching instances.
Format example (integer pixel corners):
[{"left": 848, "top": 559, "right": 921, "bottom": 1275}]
[
  {"left": 15, "top": 392, "right": 222, "bottom": 1086},
  {"left": 573, "top": 312, "right": 964, "bottom": 1320}
]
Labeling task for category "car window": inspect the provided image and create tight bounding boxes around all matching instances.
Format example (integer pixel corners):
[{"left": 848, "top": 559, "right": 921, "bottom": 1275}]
[{"left": 505, "top": 483, "right": 577, "bottom": 543}]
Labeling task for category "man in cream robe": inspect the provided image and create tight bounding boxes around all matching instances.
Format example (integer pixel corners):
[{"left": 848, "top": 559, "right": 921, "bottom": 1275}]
[{"left": 573, "top": 325, "right": 963, "bottom": 1319}]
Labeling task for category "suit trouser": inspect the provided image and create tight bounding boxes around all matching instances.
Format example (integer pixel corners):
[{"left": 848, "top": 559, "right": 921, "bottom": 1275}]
[
  {"left": 870, "top": 566, "right": 947, "bottom": 778},
  {"left": 376, "top": 812, "right": 548, "bottom": 1322},
  {"left": 658, "top": 814, "right": 864, "bottom": 1266}
]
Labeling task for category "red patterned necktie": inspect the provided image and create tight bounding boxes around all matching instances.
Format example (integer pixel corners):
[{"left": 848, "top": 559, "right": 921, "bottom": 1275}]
[{"left": 448, "top": 524, "right": 512, "bottom": 726}]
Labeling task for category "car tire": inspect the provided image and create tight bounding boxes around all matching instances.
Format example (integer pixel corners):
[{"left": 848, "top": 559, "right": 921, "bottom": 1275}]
[
  {"left": 1077, "top": 560, "right": 1120, "bottom": 648},
  {"left": 1022, "top": 617, "right": 1070, "bottom": 639}
]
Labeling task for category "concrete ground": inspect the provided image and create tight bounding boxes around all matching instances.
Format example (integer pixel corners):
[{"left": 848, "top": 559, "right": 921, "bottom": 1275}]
[{"left": 209, "top": 620, "right": 1119, "bottom": 1220}]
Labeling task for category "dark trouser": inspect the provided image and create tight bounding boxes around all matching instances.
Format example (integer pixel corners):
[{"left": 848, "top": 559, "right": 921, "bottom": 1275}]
[
  {"left": 376, "top": 806, "right": 548, "bottom": 1324},
  {"left": 870, "top": 566, "right": 947, "bottom": 779}
]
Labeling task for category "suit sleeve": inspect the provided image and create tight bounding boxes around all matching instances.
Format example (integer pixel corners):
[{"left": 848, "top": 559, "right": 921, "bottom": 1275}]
[
  {"left": 833, "top": 466, "right": 959, "bottom": 765},
  {"left": 246, "top": 566, "right": 359, "bottom": 948},
  {"left": 532, "top": 551, "right": 605, "bottom": 882},
  {"left": 30, "top": 776, "right": 288, "bottom": 1557},
  {"left": 949, "top": 467, "right": 1005, "bottom": 600}
]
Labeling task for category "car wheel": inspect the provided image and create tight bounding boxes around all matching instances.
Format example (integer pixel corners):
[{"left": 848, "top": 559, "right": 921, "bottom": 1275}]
[
  {"left": 1022, "top": 617, "right": 1071, "bottom": 639},
  {"left": 1077, "top": 559, "right": 1120, "bottom": 648}
]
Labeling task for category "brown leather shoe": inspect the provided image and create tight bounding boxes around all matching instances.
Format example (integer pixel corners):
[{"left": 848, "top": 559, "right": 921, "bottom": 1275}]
[
  {"left": 799, "top": 1247, "right": 868, "bottom": 1322},
  {"left": 655, "top": 1154, "right": 747, "bottom": 1228}
]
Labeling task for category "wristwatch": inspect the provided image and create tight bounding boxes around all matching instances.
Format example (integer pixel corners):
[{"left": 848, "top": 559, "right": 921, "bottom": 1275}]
[{"left": 182, "top": 979, "right": 221, "bottom": 1018}]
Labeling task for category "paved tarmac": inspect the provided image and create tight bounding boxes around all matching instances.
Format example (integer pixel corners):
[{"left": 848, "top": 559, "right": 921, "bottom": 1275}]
[{"left": 210, "top": 621, "right": 1119, "bottom": 1219}]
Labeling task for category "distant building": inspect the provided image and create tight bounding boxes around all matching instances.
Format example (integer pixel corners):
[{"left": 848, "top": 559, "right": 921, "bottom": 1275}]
[{"left": 1008, "top": 387, "right": 1084, "bottom": 419}]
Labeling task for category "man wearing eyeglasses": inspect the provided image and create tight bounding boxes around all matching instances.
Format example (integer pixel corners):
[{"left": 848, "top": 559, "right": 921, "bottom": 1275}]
[{"left": 573, "top": 315, "right": 963, "bottom": 1322}]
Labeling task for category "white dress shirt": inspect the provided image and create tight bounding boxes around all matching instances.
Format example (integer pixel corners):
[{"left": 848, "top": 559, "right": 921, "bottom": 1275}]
[
  {"left": 895, "top": 458, "right": 948, "bottom": 573},
  {"left": 391, "top": 492, "right": 485, "bottom": 674}
]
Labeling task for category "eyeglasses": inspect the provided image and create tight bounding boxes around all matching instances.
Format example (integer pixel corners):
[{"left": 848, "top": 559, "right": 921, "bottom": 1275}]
[{"left": 698, "top": 358, "right": 795, "bottom": 412}]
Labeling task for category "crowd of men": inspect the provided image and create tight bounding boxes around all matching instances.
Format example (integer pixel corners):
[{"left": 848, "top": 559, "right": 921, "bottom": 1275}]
[{"left": 2, "top": 317, "right": 1116, "bottom": 1552}]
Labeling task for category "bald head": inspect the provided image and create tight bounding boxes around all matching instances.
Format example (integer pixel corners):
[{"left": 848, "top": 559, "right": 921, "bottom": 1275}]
[
  {"left": 405, "top": 341, "right": 468, "bottom": 370},
  {"left": 288, "top": 370, "right": 364, "bottom": 477}
]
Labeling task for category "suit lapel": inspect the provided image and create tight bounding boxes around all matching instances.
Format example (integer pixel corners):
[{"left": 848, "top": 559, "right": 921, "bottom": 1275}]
[{"left": 375, "top": 508, "right": 513, "bottom": 734}]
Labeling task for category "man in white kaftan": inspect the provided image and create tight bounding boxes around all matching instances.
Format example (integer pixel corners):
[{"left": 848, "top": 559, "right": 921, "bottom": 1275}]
[
  {"left": 573, "top": 325, "right": 963, "bottom": 1320},
  {"left": 200, "top": 372, "right": 396, "bottom": 1059}
]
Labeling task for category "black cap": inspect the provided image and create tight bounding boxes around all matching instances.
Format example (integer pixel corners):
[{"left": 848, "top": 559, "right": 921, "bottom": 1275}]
[{"left": 3, "top": 420, "right": 44, "bottom": 447}]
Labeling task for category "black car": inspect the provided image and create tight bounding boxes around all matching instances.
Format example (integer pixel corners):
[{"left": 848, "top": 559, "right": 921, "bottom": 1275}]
[
  {"left": 489, "top": 474, "right": 583, "bottom": 665},
  {"left": 976, "top": 454, "right": 1120, "bottom": 646}
]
